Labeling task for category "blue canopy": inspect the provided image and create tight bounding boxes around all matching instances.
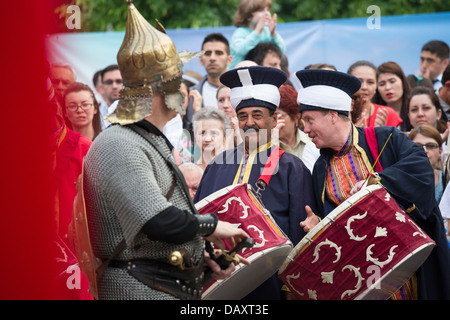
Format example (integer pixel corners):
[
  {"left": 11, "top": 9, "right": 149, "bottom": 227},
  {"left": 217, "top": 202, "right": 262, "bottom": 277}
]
[{"left": 46, "top": 12, "right": 450, "bottom": 89}]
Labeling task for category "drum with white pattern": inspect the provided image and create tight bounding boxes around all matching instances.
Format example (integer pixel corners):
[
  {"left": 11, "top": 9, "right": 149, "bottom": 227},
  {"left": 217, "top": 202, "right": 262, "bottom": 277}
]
[
  {"left": 278, "top": 184, "right": 435, "bottom": 300},
  {"left": 196, "top": 183, "right": 292, "bottom": 300}
]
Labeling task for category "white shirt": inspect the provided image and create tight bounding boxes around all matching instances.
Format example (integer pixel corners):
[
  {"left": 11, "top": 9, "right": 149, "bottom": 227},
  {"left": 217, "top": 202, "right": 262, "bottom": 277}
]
[
  {"left": 433, "top": 74, "right": 443, "bottom": 91},
  {"left": 301, "top": 140, "right": 321, "bottom": 173},
  {"left": 439, "top": 184, "right": 450, "bottom": 219},
  {"left": 202, "top": 81, "right": 219, "bottom": 108},
  {"left": 163, "top": 114, "right": 183, "bottom": 150},
  {"left": 99, "top": 101, "right": 110, "bottom": 129}
]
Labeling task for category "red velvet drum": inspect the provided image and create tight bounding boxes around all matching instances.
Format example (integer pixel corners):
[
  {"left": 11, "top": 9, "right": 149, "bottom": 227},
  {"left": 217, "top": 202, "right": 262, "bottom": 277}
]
[
  {"left": 196, "top": 183, "right": 292, "bottom": 300},
  {"left": 278, "top": 184, "right": 435, "bottom": 300}
]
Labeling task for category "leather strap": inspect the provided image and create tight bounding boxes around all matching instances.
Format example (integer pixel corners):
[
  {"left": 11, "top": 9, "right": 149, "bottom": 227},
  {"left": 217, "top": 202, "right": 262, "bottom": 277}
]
[
  {"left": 364, "top": 127, "right": 383, "bottom": 172},
  {"left": 96, "top": 239, "right": 126, "bottom": 280},
  {"left": 112, "top": 258, "right": 204, "bottom": 299},
  {"left": 255, "top": 145, "right": 285, "bottom": 190}
]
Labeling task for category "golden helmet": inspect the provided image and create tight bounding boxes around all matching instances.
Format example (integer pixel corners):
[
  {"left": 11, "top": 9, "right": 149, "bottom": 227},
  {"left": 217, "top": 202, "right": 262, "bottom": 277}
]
[{"left": 106, "top": 0, "right": 201, "bottom": 125}]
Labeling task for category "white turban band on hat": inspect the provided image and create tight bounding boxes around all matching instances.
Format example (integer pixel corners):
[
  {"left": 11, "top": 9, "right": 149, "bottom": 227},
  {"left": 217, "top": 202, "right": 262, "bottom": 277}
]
[
  {"left": 230, "top": 85, "right": 280, "bottom": 109},
  {"left": 230, "top": 68, "right": 280, "bottom": 109},
  {"left": 297, "top": 85, "right": 352, "bottom": 113}
]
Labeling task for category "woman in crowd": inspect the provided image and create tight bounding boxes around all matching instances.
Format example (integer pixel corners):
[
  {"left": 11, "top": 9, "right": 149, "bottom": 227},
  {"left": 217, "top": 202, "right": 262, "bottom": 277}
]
[
  {"left": 193, "top": 107, "right": 230, "bottom": 170},
  {"left": 276, "top": 84, "right": 313, "bottom": 160},
  {"left": 216, "top": 85, "right": 235, "bottom": 119},
  {"left": 216, "top": 85, "right": 242, "bottom": 148},
  {"left": 64, "top": 82, "right": 102, "bottom": 141},
  {"left": 372, "top": 61, "right": 412, "bottom": 131},
  {"left": 409, "top": 124, "right": 445, "bottom": 203},
  {"left": 348, "top": 60, "right": 403, "bottom": 128},
  {"left": 407, "top": 86, "right": 448, "bottom": 137}
]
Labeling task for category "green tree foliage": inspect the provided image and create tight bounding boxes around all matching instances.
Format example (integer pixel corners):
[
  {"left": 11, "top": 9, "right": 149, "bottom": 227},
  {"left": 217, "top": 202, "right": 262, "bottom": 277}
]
[
  {"left": 56, "top": 0, "right": 449, "bottom": 32},
  {"left": 277, "top": 0, "right": 449, "bottom": 23}
]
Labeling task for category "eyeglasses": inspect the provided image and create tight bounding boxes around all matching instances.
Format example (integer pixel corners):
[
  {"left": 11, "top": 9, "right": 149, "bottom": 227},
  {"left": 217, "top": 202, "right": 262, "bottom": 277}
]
[
  {"left": 415, "top": 142, "right": 440, "bottom": 150},
  {"left": 67, "top": 102, "right": 93, "bottom": 111},
  {"left": 103, "top": 79, "right": 123, "bottom": 85}
]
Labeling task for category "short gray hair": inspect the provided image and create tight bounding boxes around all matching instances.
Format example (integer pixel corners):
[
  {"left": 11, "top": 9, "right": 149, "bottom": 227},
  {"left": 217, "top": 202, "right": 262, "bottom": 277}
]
[
  {"left": 179, "top": 162, "right": 204, "bottom": 175},
  {"left": 50, "top": 62, "right": 77, "bottom": 80},
  {"left": 193, "top": 107, "right": 231, "bottom": 135}
]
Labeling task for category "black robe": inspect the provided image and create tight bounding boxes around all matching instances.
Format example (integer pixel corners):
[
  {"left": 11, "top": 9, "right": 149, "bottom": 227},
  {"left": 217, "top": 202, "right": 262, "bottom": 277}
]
[{"left": 312, "top": 125, "right": 450, "bottom": 300}]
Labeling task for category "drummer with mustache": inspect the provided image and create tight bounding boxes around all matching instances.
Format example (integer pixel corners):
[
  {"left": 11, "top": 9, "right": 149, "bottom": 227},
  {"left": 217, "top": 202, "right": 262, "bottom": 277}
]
[
  {"left": 194, "top": 66, "right": 315, "bottom": 300},
  {"left": 296, "top": 69, "right": 450, "bottom": 300}
]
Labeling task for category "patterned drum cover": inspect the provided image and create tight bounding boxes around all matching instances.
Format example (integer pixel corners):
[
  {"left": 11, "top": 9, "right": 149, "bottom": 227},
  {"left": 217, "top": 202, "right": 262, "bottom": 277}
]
[
  {"left": 278, "top": 184, "right": 435, "bottom": 300},
  {"left": 195, "top": 183, "right": 293, "bottom": 300}
]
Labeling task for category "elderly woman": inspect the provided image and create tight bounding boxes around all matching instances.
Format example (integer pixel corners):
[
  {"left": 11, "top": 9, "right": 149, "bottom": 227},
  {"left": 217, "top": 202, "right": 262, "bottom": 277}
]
[
  {"left": 64, "top": 82, "right": 102, "bottom": 141},
  {"left": 193, "top": 107, "right": 231, "bottom": 170}
]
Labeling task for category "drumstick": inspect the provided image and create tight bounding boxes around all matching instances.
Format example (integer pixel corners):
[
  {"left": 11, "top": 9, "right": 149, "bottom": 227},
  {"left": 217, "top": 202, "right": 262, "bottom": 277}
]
[{"left": 360, "top": 132, "right": 392, "bottom": 191}]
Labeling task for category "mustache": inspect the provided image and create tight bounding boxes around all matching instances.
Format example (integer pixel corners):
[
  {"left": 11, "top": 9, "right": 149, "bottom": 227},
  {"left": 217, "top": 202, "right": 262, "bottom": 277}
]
[{"left": 243, "top": 125, "right": 260, "bottom": 133}]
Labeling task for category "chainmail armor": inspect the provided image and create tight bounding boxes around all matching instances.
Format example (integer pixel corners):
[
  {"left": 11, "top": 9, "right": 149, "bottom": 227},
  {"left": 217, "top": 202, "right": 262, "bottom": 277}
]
[{"left": 84, "top": 124, "right": 204, "bottom": 299}]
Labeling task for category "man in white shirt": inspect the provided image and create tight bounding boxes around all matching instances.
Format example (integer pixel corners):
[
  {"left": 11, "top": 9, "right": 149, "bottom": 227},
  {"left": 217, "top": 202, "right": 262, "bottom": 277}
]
[{"left": 185, "top": 33, "right": 233, "bottom": 126}]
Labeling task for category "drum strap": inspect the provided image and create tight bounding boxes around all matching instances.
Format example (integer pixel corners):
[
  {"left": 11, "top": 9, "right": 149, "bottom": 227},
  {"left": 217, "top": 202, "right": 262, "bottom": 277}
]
[
  {"left": 255, "top": 145, "right": 285, "bottom": 191},
  {"left": 364, "top": 127, "right": 383, "bottom": 172}
]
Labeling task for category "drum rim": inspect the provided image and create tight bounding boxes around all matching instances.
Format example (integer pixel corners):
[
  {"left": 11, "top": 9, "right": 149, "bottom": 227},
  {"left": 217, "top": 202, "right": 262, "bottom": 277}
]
[
  {"left": 354, "top": 242, "right": 435, "bottom": 300},
  {"left": 195, "top": 183, "right": 243, "bottom": 211},
  {"left": 279, "top": 184, "right": 382, "bottom": 274}
]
